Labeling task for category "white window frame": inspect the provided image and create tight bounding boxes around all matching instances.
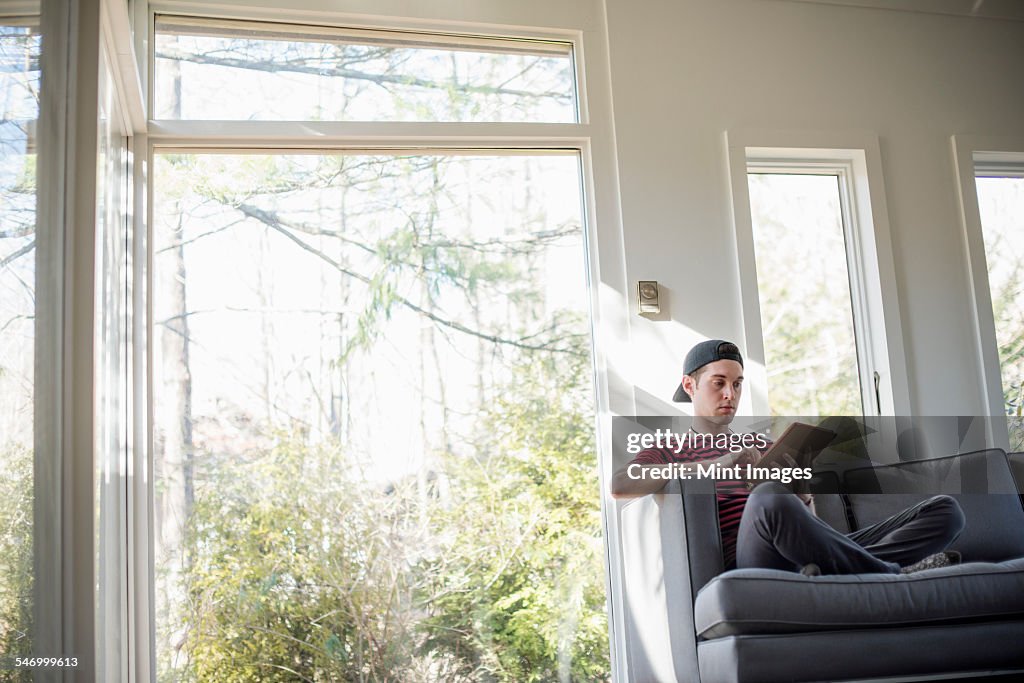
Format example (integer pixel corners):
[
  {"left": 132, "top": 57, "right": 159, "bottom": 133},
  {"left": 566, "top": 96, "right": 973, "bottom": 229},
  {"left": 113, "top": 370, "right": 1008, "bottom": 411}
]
[
  {"left": 34, "top": 0, "right": 145, "bottom": 678},
  {"left": 34, "top": 0, "right": 68, "bottom": 669},
  {"left": 726, "top": 130, "right": 911, "bottom": 417},
  {"left": 102, "top": 3, "right": 150, "bottom": 682},
  {"left": 952, "top": 134, "right": 1024, "bottom": 449},
  {"left": 127, "top": 2, "right": 632, "bottom": 682}
]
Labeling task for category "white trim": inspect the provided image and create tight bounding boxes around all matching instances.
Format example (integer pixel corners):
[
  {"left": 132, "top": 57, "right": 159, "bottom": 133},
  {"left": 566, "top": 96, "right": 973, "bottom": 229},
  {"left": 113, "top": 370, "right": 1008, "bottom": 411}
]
[
  {"left": 0, "top": 10, "right": 39, "bottom": 23},
  {"left": 35, "top": 0, "right": 69, "bottom": 671},
  {"left": 725, "top": 129, "right": 912, "bottom": 417},
  {"left": 142, "top": 132, "right": 158, "bottom": 683},
  {"left": 132, "top": 0, "right": 150, "bottom": 127},
  {"left": 95, "top": 43, "right": 132, "bottom": 679},
  {"left": 154, "top": 13, "right": 573, "bottom": 56},
  {"left": 974, "top": 152, "right": 1024, "bottom": 178},
  {"left": 101, "top": 0, "right": 146, "bottom": 133},
  {"left": 147, "top": 0, "right": 598, "bottom": 39},
  {"left": 951, "top": 134, "right": 1024, "bottom": 446},
  {"left": 147, "top": 121, "right": 594, "bottom": 149},
  {"left": 68, "top": 0, "right": 102, "bottom": 677},
  {"left": 31, "top": 0, "right": 104, "bottom": 676},
  {"left": 129, "top": 131, "right": 154, "bottom": 683}
]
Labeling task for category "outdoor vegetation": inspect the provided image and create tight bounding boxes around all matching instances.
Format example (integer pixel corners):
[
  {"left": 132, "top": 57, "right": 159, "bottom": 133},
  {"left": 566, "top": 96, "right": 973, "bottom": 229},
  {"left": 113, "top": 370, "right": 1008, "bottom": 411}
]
[
  {"left": 747, "top": 172, "right": 863, "bottom": 416},
  {"left": 0, "top": 22, "right": 38, "bottom": 674},
  {"left": 152, "top": 147, "right": 607, "bottom": 681},
  {"left": 976, "top": 177, "right": 1024, "bottom": 450}
]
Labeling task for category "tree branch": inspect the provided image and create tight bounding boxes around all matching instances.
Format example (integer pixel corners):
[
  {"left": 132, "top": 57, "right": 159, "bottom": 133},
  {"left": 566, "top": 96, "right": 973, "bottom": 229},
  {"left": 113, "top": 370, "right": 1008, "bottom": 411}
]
[
  {"left": 241, "top": 205, "right": 581, "bottom": 355},
  {"left": 155, "top": 47, "right": 572, "bottom": 101},
  {"left": 0, "top": 239, "right": 34, "bottom": 269}
]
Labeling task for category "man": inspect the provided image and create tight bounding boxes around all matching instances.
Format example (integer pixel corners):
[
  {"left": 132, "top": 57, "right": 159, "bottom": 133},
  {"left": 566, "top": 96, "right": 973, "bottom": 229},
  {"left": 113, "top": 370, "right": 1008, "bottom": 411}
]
[{"left": 611, "top": 339, "right": 966, "bottom": 575}]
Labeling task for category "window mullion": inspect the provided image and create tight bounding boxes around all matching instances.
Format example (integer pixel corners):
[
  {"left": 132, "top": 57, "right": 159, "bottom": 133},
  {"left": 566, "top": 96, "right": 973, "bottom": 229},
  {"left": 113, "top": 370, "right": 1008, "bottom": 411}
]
[
  {"left": 837, "top": 166, "right": 877, "bottom": 415},
  {"left": 146, "top": 120, "right": 591, "bottom": 149}
]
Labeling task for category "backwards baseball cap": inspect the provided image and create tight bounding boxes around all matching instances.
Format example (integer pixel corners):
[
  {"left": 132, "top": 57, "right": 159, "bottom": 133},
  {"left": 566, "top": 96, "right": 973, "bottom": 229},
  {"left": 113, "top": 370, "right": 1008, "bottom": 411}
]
[{"left": 672, "top": 339, "right": 744, "bottom": 402}]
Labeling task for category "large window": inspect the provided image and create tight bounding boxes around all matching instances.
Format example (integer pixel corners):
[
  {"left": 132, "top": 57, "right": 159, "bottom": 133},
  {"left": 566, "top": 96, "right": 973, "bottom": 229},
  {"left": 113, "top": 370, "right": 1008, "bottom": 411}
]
[
  {"left": 975, "top": 168, "right": 1024, "bottom": 449},
  {"left": 746, "top": 170, "right": 864, "bottom": 416},
  {"left": 0, "top": 16, "right": 39, "bottom": 661},
  {"left": 149, "top": 15, "right": 606, "bottom": 682}
]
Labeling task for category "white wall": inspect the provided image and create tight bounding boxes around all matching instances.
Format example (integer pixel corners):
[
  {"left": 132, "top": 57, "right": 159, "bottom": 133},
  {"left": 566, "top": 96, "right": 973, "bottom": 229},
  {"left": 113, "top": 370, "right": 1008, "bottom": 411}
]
[{"left": 603, "top": 0, "right": 1024, "bottom": 417}]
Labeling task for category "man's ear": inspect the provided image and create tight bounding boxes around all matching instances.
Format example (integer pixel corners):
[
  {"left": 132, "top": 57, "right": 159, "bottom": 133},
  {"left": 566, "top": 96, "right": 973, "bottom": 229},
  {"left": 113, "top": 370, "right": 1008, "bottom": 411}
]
[{"left": 681, "top": 374, "right": 696, "bottom": 400}]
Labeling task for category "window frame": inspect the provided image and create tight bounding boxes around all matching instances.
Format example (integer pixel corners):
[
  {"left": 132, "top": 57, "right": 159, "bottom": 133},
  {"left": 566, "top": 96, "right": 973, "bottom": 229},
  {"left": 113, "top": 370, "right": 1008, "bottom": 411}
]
[
  {"left": 952, "top": 134, "right": 1024, "bottom": 449},
  {"left": 33, "top": 0, "right": 146, "bottom": 676},
  {"left": 726, "top": 130, "right": 912, "bottom": 418},
  {"left": 134, "top": 2, "right": 630, "bottom": 682},
  {"left": 95, "top": 36, "right": 134, "bottom": 680}
]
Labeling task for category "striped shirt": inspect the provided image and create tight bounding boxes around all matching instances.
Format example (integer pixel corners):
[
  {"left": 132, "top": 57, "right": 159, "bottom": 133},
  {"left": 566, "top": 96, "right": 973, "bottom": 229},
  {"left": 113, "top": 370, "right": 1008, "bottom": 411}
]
[{"left": 630, "top": 435, "right": 769, "bottom": 569}]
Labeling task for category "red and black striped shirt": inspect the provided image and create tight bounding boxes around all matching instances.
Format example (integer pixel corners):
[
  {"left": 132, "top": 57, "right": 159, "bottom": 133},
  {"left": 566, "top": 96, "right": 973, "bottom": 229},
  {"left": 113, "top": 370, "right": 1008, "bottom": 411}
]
[{"left": 630, "top": 436, "right": 769, "bottom": 569}]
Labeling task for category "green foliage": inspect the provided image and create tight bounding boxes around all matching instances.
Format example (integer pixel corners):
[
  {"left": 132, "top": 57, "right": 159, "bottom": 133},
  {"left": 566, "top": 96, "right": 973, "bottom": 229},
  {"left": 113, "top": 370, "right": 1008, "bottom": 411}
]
[
  {"left": 748, "top": 174, "right": 863, "bottom": 416},
  {"left": 419, "top": 343, "right": 609, "bottom": 682},
  {"left": 977, "top": 178, "right": 1024, "bottom": 448},
  {"left": 169, "top": 342, "right": 608, "bottom": 682},
  {"left": 0, "top": 445, "right": 32, "bottom": 676},
  {"left": 154, "top": 150, "right": 603, "bottom": 680},
  {"left": 172, "top": 442, "right": 426, "bottom": 681}
]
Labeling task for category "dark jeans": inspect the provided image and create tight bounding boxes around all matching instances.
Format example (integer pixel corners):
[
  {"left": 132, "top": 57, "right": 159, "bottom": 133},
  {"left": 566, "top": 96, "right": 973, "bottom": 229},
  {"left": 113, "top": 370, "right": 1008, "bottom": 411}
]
[{"left": 735, "top": 481, "right": 966, "bottom": 574}]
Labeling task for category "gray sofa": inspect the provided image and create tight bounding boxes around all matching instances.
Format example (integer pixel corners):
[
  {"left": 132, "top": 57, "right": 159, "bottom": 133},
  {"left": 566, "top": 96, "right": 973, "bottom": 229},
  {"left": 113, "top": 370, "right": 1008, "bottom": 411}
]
[{"left": 620, "top": 448, "right": 1024, "bottom": 682}]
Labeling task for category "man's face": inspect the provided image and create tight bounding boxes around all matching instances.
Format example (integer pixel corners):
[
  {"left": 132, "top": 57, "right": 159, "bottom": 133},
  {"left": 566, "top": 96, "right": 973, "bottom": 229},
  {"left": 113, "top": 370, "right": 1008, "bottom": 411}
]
[{"left": 682, "top": 359, "right": 744, "bottom": 424}]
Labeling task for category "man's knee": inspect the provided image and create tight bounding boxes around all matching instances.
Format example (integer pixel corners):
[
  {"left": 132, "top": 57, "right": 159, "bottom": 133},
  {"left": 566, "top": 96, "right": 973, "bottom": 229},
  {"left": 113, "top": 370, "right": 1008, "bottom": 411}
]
[
  {"left": 746, "top": 481, "right": 798, "bottom": 518},
  {"left": 927, "top": 494, "right": 966, "bottom": 539}
]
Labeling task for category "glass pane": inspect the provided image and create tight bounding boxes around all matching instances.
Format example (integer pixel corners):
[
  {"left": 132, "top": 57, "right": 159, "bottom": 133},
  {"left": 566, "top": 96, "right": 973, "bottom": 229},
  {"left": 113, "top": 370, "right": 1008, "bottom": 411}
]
[
  {"left": 747, "top": 173, "right": 863, "bottom": 416},
  {"left": 975, "top": 175, "right": 1024, "bottom": 450},
  {"left": 154, "top": 16, "right": 577, "bottom": 122},
  {"left": 0, "top": 18, "right": 39, "bottom": 664},
  {"left": 152, "top": 152, "right": 607, "bottom": 680}
]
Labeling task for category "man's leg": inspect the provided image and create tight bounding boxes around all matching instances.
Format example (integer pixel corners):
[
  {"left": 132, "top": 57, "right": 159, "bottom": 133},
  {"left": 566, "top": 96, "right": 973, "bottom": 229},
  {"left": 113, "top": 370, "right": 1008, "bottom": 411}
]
[
  {"left": 845, "top": 495, "right": 965, "bottom": 567},
  {"left": 736, "top": 482, "right": 899, "bottom": 574}
]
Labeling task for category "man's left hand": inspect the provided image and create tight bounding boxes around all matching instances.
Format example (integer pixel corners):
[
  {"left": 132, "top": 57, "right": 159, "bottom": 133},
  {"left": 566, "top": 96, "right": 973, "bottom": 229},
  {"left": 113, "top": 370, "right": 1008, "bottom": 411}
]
[{"left": 778, "top": 453, "right": 814, "bottom": 505}]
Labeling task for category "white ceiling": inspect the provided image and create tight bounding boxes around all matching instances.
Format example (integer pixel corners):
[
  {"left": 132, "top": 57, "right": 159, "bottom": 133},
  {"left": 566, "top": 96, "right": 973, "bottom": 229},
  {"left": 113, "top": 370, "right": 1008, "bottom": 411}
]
[{"left": 782, "top": 0, "right": 1024, "bottom": 22}]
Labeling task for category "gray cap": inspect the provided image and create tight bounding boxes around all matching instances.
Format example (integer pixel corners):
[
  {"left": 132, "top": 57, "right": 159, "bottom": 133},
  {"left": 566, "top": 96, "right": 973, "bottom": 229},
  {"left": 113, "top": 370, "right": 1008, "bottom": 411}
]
[{"left": 672, "top": 339, "right": 744, "bottom": 402}]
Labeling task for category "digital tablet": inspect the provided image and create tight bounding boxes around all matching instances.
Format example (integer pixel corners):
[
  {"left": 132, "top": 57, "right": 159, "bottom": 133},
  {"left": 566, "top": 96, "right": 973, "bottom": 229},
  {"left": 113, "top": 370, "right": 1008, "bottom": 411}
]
[{"left": 756, "top": 422, "right": 837, "bottom": 469}]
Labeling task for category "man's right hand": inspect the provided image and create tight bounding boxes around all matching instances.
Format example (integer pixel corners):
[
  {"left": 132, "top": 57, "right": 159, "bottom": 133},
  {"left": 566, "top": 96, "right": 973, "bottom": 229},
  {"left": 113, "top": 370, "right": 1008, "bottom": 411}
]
[{"left": 716, "top": 447, "right": 761, "bottom": 469}]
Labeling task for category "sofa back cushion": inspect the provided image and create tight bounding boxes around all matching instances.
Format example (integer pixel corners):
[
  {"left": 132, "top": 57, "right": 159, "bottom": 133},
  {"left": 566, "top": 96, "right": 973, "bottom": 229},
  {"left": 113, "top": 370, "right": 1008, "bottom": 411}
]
[
  {"left": 842, "top": 449, "right": 1024, "bottom": 563},
  {"left": 808, "top": 470, "right": 851, "bottom": 533}
]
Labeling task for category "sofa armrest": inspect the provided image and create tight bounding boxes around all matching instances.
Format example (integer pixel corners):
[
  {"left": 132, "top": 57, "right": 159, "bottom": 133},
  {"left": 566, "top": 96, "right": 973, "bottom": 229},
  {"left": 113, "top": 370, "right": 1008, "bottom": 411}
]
[
  {"left": 1009, "top": 452, "right": 1024, "bottom": 495},
  {"left": 620, "top": 477, "right": 719, "bottom": 682}
]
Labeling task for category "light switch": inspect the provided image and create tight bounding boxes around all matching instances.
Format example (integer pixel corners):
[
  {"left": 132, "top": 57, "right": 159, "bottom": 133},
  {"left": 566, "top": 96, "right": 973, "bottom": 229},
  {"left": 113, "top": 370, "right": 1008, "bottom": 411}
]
[{"left": 638, "top": 280, "right": 660, "bottom": 314}]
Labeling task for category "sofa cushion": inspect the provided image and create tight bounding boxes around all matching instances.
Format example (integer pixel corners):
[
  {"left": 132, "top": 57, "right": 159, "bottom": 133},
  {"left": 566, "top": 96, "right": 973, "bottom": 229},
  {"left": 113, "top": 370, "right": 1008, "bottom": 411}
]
[
  {"left": 807, "top": 470, "right": 851, "bottom": 534},
  {"left": 697, "top": 622, "right": 1024, "bottom": 683},
  {"left": 694, "top": 558, "right": 1024, "bottom": 640},
  {"left": 843, "top": 449, "right": 1024, "bottom": 562}
]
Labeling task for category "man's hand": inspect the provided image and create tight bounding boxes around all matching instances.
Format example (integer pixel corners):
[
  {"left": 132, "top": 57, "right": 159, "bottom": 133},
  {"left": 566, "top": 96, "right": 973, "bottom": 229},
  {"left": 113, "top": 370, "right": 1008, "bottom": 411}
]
[
  {"left": 609, "top": 462, "right": 672, "bottom": 498},
  {"left": 777, "top": 453, "right": 813, "bottom": 504},
  {"left": 715, "top": 446, "right": 761, "bottom": 469}
]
